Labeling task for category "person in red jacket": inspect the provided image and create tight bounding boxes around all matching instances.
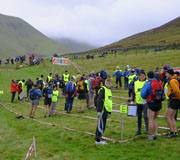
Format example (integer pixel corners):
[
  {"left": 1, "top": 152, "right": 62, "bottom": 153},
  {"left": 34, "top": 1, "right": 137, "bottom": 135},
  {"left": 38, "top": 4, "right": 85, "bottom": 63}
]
[{"left": 11, "top": 80, "right": 17, "bottom": 103}]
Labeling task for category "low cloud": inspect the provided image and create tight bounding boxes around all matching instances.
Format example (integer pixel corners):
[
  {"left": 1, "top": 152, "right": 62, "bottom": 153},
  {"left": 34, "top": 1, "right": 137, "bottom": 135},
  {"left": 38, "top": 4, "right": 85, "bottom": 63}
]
[{"left": 0, "top": 0, "right": 179, "bottom": 46}]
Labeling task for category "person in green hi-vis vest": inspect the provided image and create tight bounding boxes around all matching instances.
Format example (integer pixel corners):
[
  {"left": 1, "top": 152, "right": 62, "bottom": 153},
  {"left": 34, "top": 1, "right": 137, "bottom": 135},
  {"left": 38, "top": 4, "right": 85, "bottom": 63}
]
[
  {"left": 134, "top": 70, "right": 148, "bottom": 136},
  {"left": 95, "top": 78, "right": 112, "bottom": 145}
]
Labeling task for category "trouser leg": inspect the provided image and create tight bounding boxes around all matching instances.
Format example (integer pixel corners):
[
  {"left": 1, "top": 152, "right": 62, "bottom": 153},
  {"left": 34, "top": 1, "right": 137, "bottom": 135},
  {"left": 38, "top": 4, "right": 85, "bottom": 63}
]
[
  {"left": 95, "top": 110, "right": 108, "bottom": 142},
  {"left": 11, "top": 92, "right": 16, "bottom": 103},
  {"left": 143, "top": 104, "right": 148, "bottom": 132},
  {"left": 137, "top": 104, "right": 143, "bottom": 132}
]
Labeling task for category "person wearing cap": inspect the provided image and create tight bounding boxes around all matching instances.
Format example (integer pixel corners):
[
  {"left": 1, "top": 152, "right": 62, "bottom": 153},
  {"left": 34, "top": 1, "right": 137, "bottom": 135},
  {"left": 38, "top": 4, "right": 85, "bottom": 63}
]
[
  {"left": 165, "top": 69, "right": 180, "bottom": 138},
  {"left": 113, "top": 66, "right": 123, "bottom": 89},
  {"left": 95, "top": 78, "right": 113, "bottom": 145},
  {"left": 134, "top": 70, "right": 148, "bottom": 135},
  {"left": 141, "top": 71, "right": 163, "bottom": 140},
  {"left": 127, "top": 69, "right": 137, "bottom": 103}
]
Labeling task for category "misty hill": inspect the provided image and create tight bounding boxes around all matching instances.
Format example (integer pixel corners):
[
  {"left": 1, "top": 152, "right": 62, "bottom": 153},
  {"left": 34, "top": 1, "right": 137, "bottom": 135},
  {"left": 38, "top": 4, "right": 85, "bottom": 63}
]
[
  {"left": 53, "top": 38, "right": 97, "bottom": 52},
  {"left": 95, "top": 16, "right": 180, "bottom": 51},
  {"left": 0, "top": 14, "right": 70, "bottom": 59}
]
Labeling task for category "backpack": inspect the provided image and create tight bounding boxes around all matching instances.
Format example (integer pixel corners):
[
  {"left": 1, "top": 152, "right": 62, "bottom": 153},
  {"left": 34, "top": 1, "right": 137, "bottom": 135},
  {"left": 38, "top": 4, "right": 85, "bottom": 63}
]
[
  {"left": 77, "top": 81, "right": 85, "bottom": 93},
  {"left": 116, "top": 70, "right": 122, "bottom": 79},
  {"left": 92, "top": 78, "right": 99, "bottom": 89},
  {"left": 30, "top": 89, "right": 36, "bottom": 100},
  {"left": 37, "top": 80, "right": 43, "bottom": 88},
  {"left": 47, "top": 87, "right": 53, "bottom": 98},
  {"left": 66, "top": 82, "right": 75, "bottom": 93},
  {"left": 147, "top": 80, "right": 165, "bottom": 102}
]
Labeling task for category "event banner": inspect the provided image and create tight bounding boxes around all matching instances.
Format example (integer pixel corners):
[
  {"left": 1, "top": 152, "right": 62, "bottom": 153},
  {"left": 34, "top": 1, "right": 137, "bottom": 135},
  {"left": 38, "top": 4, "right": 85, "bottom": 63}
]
[{"left": 52, "top": 57, "right": 70, "bottom": 65}]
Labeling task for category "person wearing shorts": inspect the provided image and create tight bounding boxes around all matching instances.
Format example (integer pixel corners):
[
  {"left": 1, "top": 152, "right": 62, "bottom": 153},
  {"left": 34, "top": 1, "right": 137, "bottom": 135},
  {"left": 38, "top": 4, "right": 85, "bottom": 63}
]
[
  {"left": 165, "top": 69, "right": 180, "bottom": 138},
  {"left": 29, "top": 84, "right": 41, "bottom": 118},
  {"left": 77, "top": 77, "right": 87, "bottom": 113},
  {"left": 43, "top": 83, "right": 52, "bottom": 118},
  {"left": 141, "top": 71, "right": 162, "bottom": 140}
]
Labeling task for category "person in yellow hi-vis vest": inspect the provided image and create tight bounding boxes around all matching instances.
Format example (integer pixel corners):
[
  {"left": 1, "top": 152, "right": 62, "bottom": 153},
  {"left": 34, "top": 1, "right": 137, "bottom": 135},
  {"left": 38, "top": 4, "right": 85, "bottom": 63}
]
[
  {"left": 50, "top": 86, "right": 59, "bottom": 116},
  {"left": 47, "top": 73, "right": 53, "bottom": 83},
  {"left": 128, "top": 69, "right": 137, "bottom": 103},
  {"left": 134, "top": 70, "right": 148, "bottom": 136},
  {"left": 95, "top": 78, "right": 112, "bottom": 145},
  {"left": 63, "top": 70, "right": 70, "bottom": 85}
]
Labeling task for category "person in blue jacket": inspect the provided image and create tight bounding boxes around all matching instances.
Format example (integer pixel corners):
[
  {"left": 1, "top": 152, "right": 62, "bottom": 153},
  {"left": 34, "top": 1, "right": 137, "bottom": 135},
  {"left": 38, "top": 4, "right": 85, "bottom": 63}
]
[
  {"left": 29, "top": 84, "right": 42, "bottom": 118},
  {"left": 113, "top": 66, "right": 123, "bottom": 89},
  {"left": 141, "top": 71, "right": 162, "bottom": 141}
]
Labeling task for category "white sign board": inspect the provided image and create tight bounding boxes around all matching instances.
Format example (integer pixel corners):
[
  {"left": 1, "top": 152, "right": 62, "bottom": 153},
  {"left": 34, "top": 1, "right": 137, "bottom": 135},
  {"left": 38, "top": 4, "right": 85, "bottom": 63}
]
[
  {"left": 128, "top": 104, "right": 137, "bottom": 116},
  {"left": 52, "top": 57, "right": 70, "bottom": 66}
]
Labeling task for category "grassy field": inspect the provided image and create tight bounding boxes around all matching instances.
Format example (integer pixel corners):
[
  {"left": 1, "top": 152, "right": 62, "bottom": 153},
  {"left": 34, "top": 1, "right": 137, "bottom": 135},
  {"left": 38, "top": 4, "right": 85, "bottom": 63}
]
[{"left": 1, "top": 49, "right": 180, "bottom": 160}]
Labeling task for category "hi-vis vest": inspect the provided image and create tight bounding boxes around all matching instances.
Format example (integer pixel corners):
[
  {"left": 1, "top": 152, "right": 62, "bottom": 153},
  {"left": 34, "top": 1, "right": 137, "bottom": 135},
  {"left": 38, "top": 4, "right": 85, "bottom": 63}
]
[
  {"left": 135, "top": 80, "right": 147, "bottom": 104},
  {"left": 18, "top": 81, "right": 26, "bottom": 91},
  {"left": 100, "top": 86, "right": 112, "bottom": 112},
  {"left": 128, "top": 74, "right": 136, "bottom": 84},
  {"left": 164, "top": 82, "right": 169, "bottom": 100},
  {"left": 63, "top": 74, "right": 70, "bottom": 83},
  {"left": 47, "top": 76, "right": 52, "bottom": 83},
  {"left": 84, "top": 79, "right": 89, "bottom": 91},
  {"left": 52, "top": 90, "right": 59, "bottom": 102}
]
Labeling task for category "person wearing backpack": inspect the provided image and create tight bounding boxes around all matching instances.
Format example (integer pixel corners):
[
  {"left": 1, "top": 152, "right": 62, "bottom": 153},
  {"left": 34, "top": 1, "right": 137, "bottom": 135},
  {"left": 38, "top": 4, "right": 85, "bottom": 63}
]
[
  {"left": 134, "top": 70, "right": 148, "bottom": 136},
  {"left": 25, "top": 79, "right": 34, "bottom": 99},
  {"left": 65, "top": 77, "right": 76, "bottom": 113},
  {"left": 43, "top": 83, "right": 53, "bottom": 118},
  {"left": 165, "top": 69, "right": 180, "bottom": 138},
  {"left": 50, "top": 86, "right": 59, "bottom": 116},
  {"left": 29, "top": 84, "right": 42, "bottom": 118},
  {"left": 113, "top": 66, "right": 123, "bottom": 89},
  {"left": 141, "top": 71, "right": 164, "bottom": 140},
  {"left": 95, "top": 79, "right": 112, "bottom": 145},
  {"left": 76, "top": 76, "right": 87, "bottom": 113}
]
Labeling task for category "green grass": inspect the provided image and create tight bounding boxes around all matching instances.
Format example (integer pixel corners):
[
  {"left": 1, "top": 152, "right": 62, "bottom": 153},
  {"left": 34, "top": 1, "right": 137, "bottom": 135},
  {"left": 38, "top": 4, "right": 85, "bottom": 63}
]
[{"left": 1, "top": 50, "right": 180, "bottom": 159}]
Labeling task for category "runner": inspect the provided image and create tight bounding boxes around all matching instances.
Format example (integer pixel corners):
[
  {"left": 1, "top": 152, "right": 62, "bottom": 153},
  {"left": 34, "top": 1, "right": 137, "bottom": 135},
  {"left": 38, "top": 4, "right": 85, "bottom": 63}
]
[
  {"left": 43, "top": 83, "right": 53, "bottom": 118},
  {"left": 141, "top": 71, "right": 164, "bottom": 140},
  {"left": 165, "top": 69, "right": 180, "bottom": 138},
  {"left": 29, "top": 84, "right": 42, "bottom": 118},
  {"left": 76, "top": 76, "right": 87, "bottom": 113}
]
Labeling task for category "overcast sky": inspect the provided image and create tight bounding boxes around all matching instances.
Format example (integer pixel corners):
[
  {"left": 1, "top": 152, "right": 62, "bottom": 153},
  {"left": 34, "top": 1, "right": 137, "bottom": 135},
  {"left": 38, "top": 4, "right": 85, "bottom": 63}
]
[{"left": 0, "top": 0, "right": 179, "bottom": 46}]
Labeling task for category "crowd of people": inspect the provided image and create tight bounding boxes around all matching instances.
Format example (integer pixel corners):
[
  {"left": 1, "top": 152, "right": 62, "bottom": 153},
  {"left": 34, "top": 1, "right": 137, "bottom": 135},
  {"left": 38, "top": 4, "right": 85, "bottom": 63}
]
[
  {"left": 9, "top": 64, "right": 180, "bottom": 144},
  {"left": 0, "top": 54, "right": 43, "bottom": 66}
]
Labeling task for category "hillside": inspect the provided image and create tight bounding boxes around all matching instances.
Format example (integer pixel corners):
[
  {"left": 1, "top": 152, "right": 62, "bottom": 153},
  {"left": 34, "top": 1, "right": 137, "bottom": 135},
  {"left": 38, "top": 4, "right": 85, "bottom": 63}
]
[
  {"left": 53, "top": 37, "right": 97, "bottom": 52},
  {"left": 95, "top": 16, "right": 180, "bottom": 51},
  {"left": 0, "top": 14, "right": 70, "bottom": 59}
]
